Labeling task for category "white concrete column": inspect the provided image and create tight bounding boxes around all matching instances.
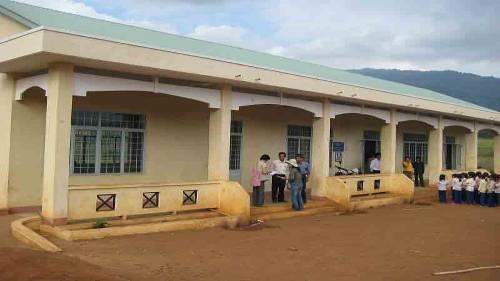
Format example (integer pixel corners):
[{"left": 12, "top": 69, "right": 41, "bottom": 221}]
[
  {"left": 41, "top": 64, "right": 74, "bottom": 225},
  {"left": 494, "top": 134, "right": 500, "bottom": 173},
  {"left": 310, "top": 99, "right": 331, "bottom": 198},
  {"left": 380, "top": 110, "right": 397, "bottom": 174},
  {"left": 428, "top": 116, "right": 444, "bottom": 185},
  {"left": 207, "top": 85, "right": 232, "bottom": 181},
  {"left": 0, "top": 74, "right": 15, "bottom": 214},
  {"left": 465, "top": 128, "right": 478, "bottom": 171}
]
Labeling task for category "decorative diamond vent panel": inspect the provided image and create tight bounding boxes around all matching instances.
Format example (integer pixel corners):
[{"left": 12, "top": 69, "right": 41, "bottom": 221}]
[
  {"left": 96, "top": 194, "right": 116, "bottom": 211},
  {"left": 143, "top": 192, "right": 159, "bottom": 208},
  {"left": 183, "top": 190, "right": 198, "bottom": 205}
]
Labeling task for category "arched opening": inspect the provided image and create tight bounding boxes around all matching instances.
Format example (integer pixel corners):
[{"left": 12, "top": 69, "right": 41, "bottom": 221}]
[
  {"left": 232, "top": 104, "right": 315, "bottom": 203},
  {"left": 396, "top": 120, "right": 434, "bottom": 185},
  {"left": 70, "top": 91, "right": 211, "bottom": 186},
  {"left": 477, "top": 128, "right": 498, "bottom": 171},
  {"left": 331, "top": 113, "right": 387, "bottom": 174}
]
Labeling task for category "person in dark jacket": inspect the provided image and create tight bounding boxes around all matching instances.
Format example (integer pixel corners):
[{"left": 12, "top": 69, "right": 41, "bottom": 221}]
[{"left": 413, "top": 157, "right": 425, "bottom": 187}]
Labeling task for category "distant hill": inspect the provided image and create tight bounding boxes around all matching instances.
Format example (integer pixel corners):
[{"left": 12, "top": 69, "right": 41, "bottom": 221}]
[{"left": 349, "top": 69, "right": 500, "bottom": 111}]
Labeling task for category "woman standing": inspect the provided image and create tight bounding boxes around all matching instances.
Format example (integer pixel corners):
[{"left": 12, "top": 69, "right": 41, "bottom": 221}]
[
  {"left": 251, "top": 154, "right": 271, "bottom": 207},
  {"left": 402, "top": 156, "right": 414, "bottom": 181},
  {"left": 286, "top": 159, "right": 304, "bottom": 211}
]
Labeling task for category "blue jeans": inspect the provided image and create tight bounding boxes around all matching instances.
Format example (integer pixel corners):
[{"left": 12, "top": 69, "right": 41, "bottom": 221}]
[
  {"left": 466, "top": 191, "right": 474, "bottom": 204},
  {"left": 438, "top": 190, "right": 446, "bottom": 203},
  {"left": 291, "top": 182, "right": 304, "bottom": 210},
  {"left": 479, "top": 193, "right": 487, "bottom": 206},
  {"left": 488, "top": 193, "right": 497, "bottom": 207},
  {"left": 453, "top": 190, "right": 461, "bottom": 204},
  {"left": 252, "top": 182, "right": 265, "bottom": 206}
]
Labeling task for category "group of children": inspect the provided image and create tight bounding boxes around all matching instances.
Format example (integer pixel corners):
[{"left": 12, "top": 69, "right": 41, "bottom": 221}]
[{"left": 437, "top": 172, "right": 500, "bottom": 206}]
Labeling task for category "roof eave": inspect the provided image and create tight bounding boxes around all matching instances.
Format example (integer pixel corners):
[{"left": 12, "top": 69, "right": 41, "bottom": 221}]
[{"left": 0, "top": 28, "right": 499, "bottom": 124}]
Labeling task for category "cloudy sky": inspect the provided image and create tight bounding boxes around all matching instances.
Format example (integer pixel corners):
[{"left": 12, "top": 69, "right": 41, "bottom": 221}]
[{"left": 17, "top": 0, "right": 500, "bottom": 77}]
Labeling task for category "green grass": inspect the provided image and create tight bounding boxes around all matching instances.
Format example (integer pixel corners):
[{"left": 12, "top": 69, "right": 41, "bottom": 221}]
[{"left": 478, "top": 138, "right": 494, "bottom": 171}]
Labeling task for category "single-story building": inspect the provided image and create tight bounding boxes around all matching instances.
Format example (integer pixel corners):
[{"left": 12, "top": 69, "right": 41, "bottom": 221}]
[{"left": 0, "top": 0, "right": 498, "bottom": 226}]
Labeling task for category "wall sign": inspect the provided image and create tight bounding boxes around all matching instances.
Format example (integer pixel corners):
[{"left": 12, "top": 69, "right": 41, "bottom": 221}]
[{"left": 332, "top": 142, "right": 345, "bottom": 152}]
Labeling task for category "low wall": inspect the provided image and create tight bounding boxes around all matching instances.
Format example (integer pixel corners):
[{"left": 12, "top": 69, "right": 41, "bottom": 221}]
[
  {"left": 67, "top": 181, "right": 250, "bottom": 223},
  {"left": 323, "top": 173, "right": 415, "bottom": 208}
]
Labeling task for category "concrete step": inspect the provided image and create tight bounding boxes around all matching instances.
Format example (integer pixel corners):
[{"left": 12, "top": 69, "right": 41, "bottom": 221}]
[
  {"left": 350, "top": 194, "right": 406, "bottom": 210},
  {"left": 42, "top": 210, "right": 236, "bottom": 241},
  {"left": 251, "top": 200, "right": 333, "bottom": 216},
  {"left": 252, "top": 206, "right": 341, "bottom": 221},
  {"left": 62, "top": 209, "right": 223, "bottom": 230}
]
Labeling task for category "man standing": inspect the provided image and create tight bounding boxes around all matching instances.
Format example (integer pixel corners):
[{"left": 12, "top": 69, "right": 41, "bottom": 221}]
[
  {"left": 296, "top": 154, "right": 310, "bottom": 204},
  {"left": 271, "top": 152, "right": 288, "bottom": 203},
  {"left": 413, "top": 156, "right": 425, "bottom": 187},
  {"left": 370, "top": 153, "right": 381, "bottom": 174}
]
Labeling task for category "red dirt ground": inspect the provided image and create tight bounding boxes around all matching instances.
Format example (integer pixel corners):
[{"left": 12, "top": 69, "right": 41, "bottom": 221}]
[{"left": 0, "top": 194, "right": 499, "bottom": 281}]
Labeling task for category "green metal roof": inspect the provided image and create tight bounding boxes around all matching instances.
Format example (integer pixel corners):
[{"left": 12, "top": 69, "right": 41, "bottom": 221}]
[{"left": 0, "top": 0, "right": 494, "bottom": 112}]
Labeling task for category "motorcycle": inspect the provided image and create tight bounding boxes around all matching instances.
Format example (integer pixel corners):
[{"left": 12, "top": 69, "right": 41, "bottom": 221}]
[{"left": 334, "top": 165, "right": 360, "bottom": 176}]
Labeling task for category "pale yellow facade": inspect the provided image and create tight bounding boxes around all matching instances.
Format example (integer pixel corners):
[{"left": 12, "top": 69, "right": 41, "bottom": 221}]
[{"left": 0, "top": 9, "right": 499, "bottom": 224}]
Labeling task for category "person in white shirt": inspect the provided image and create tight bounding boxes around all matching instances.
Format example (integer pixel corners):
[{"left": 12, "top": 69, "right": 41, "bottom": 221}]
[
  {"left": 488, "top": 173, "right": 499, "bottom": 207},
  {"left": 465, "top": 173, "right": 476, "bottom": 205},
  {"left": 474, "top": 172, "right": 482, "bottom": 204},
  {"left": 271, "top": 152, "right": 288, "bottom": 203},
  {"left": 451, "top": 174, "right": 462, "bottom": 204},
  {"left": 477, "top": 173, "right": 489, "bottom": 206},
  {"left": 437, "top": 174, "right": 448, "bottom": 203},
  {"left": 369, "top": 153, "right": 381, "bottom": 174}
]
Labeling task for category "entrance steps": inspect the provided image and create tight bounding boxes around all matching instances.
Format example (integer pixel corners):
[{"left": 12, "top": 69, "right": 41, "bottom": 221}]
[
  {"left": 251, "top": 200, "right": 342, "bottom": 221},
  {"left": 349, "top": 193, "right": 407, "bottom": 210},
  {"left": 41, "top": 210, "right": 238, "bottom": 241}
]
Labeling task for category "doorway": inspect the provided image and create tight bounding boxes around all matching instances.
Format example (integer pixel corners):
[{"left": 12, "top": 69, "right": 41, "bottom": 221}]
[
  {"left": 362, "top": 131, "right": 381, "bottom": 173},
  {"left": 363, "top": 140, "right": 378, "bottom": 173}
]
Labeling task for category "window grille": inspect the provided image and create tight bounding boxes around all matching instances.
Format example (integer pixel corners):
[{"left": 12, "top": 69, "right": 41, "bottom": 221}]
[
  {"left": 287, "top": 125, "right": 312, "bottom": 162},
  {"left": 403, "top": 133, "right": 428, "bottom": 163},
  {"left": 100, "top": 130, "right": 122, "bottom": 173},
  {"left": 229, "top": 121, "right": 243, "bottom": 171},
  {"left": 445, "top": 136, "right": 456, "bottom": 144},
  {"left": 125, "top": 131, "right": 144, "bottom": 173},
  {"left": 363, "top": 131, "right": 380, "bottom": 141},
  {"left": 71, "top": 111, "right": 145, "bottom": 174},
  {"left": 443, "top": 136, "right": 462, "bottom": 170},
  {"left": 72, "top": 129, "right": 97, "bottom": 174}
]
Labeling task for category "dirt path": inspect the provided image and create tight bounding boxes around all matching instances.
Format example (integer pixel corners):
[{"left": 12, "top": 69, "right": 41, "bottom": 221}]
[{"left": 1, "top": 199, "right": 499, "bottom": 281}]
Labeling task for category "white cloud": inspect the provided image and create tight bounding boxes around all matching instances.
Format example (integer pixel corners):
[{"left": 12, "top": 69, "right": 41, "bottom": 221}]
[
  {"left": 15, "top": 0, "right": 500, "bottom": 76},
  {"left": 189, "top": 25, "right": 247, "bottom": 46},
  {"left": 16, "top": 0, "right": 178, "bottom": 33},
  {"left": 17, "top": 0, "right": 116, "bottom": 20}
]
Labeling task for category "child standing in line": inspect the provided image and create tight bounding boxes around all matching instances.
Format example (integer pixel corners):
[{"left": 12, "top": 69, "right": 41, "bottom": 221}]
[
  {"left": 494, "top": 174, "right": 500, "bottom": 207},
  {"left": 478, "top": 173, "right": 488, "bottom": 206},
  {"left": 461, "top": 173, "right": 468, "bottom": 202},
  {"left": 474, "top": 172, "right": 481, "bottom": 204},
  {"left": 437, "top": 174, "right": 448, "bottom": 203},
  {"left": 487, "top": 174, "right": 496, "bottom": 207},
  {"left": 452, "top": 174, "right": 462, "bottom": 204},
  {"left": 465, "top": 173, "right": 476, "bottom": 204}
]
